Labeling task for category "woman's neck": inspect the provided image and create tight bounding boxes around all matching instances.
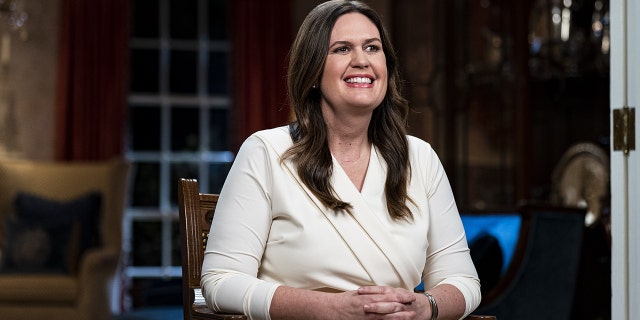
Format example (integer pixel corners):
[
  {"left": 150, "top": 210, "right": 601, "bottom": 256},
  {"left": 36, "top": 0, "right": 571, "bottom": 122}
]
[
  {"left": 326, "top": 126, "right": 371, "bottom": 191},
  {"left": 326, "top": 124, "right": 370, "bottom": 164},
  {"left": 330, "top": 138, "right": 369, "bottom": 163},
  {"left": 321, "top": 103, "right": 372, "bottom": 163}
]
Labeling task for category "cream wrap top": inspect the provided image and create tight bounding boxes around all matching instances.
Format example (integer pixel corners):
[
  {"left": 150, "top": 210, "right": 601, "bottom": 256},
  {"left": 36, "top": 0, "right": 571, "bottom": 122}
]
[{"left": 201, "top": 126, "right": 481, "bottom": 319}]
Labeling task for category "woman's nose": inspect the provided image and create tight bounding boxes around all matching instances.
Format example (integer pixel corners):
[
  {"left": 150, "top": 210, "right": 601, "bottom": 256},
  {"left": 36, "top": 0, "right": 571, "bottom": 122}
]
[{"left": 350, "top": 48, "right": 369, "bottom": 68}]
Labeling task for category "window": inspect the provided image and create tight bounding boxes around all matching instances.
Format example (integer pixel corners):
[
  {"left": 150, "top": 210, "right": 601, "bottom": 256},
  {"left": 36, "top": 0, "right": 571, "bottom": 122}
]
[{"left": 125, "top": 0, "right": 232, "bottom": 306}]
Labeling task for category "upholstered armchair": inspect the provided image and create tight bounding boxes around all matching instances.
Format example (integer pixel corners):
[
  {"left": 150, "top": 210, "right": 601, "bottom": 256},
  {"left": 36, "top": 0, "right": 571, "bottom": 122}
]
[{"left": 0, "top": 159, "right": 130, "bottom": 320}]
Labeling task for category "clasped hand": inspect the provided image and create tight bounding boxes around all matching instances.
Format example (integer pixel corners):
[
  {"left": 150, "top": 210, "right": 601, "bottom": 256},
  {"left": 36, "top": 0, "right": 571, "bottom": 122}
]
[{"left": 336, "top": 285, "right": 429, "bottom": 320}]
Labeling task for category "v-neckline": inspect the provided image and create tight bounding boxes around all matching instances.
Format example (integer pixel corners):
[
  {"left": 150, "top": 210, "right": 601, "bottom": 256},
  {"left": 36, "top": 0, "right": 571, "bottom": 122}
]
[{"left": 332, "top": 146, "right": 378, "bottom": 193}]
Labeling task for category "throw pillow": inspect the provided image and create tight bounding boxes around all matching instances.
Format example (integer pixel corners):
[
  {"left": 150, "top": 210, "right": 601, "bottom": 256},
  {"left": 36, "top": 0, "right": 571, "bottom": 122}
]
[
  {"left": 0, "top": 192, "right": 102, "bottom": 274},
  {"left": 2, "top": 214, "right": 74, "bottom": 274}
]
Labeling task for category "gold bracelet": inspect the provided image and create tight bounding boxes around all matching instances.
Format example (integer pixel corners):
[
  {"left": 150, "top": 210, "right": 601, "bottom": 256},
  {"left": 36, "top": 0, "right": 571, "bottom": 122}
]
[{"left": 424, "top": 292, "right": 438, "bottom": 320}]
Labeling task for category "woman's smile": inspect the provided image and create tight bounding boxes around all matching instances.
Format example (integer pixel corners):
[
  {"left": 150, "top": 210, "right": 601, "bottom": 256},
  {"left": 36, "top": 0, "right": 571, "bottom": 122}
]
[{"left": 344, "top": 75, "right": 374, "bottom": 87}]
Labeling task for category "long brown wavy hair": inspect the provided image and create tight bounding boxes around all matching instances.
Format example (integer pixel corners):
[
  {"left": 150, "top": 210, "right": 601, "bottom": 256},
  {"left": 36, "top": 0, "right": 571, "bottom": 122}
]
[{"left": 283, "top": 0, "right": 413, "bottom": 221}]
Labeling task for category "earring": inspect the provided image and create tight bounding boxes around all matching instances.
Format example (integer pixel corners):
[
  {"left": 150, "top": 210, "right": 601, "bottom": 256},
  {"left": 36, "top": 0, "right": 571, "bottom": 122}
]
[{"left": 312, "top": 84, "right": 317, "bottom": 89}]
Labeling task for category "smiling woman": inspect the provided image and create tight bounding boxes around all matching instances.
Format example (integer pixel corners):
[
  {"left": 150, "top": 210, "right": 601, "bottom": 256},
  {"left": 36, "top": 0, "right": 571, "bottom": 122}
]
[{"left": 200, "top": 1, "right": 482, "bottom": 319}]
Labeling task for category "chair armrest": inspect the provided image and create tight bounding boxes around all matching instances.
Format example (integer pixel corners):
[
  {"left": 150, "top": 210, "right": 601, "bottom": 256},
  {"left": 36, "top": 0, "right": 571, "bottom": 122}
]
[
  {"left": 465, "top": 315, "right": 496, "bottom": 320},
  {"left": 78, "top": 246, "right": 120, "bottom": 283},
  {"left": 192, "top": 300, "right": 248, "bottom": 319},
  {"left": 76, "top": 246, "right": 121, "bottom": 318}
]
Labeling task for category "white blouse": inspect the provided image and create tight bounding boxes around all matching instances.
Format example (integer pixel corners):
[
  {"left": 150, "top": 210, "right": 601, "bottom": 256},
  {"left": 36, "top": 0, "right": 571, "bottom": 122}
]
[{"left": 201, "top": 126, "right": 481, "bottom": 320}]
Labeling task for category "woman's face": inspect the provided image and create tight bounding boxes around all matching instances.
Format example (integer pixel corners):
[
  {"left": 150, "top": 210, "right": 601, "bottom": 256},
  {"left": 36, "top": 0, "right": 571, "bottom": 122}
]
[{"left": 320, "top": 12, "right": 387, "bottom": 117}]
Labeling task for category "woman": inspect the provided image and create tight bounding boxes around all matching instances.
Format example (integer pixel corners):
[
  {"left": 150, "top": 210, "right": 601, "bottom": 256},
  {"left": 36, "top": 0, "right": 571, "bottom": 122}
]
[{"left": 201, "top": 1, "right": 481, "bottom": 319}]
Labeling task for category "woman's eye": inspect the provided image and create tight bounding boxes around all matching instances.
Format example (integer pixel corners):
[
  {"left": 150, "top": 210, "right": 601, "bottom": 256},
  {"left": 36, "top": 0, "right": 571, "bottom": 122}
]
[
  {"left": 365, "top": 45, "right": 381, "bottom": 52},
  {"left": 334, "top": 46, "right": 350, "bottom": 53}
]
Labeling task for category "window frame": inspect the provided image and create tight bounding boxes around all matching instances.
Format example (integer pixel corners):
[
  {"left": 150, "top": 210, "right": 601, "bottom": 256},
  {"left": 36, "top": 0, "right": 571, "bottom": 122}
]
[{"left": 125, "top": 0, "right": 232, "bottom": 279}]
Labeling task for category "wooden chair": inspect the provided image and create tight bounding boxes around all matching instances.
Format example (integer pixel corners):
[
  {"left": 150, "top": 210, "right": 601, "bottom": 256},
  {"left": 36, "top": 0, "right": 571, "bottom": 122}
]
[
  {"left": 178, "top": 178, "right": 495, "bottom": 320},
  {"left": 178, "top": 178, "right": 246, "bottom": 320}
]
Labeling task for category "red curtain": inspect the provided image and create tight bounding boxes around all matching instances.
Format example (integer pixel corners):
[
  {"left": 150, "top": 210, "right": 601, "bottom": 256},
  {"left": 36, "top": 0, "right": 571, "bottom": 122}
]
[
  {"left": 230, "top": 0, "right": 293, "bottom": 151},
  {"left": 55, "top": 0, "right": 130, "bottom": 161}
]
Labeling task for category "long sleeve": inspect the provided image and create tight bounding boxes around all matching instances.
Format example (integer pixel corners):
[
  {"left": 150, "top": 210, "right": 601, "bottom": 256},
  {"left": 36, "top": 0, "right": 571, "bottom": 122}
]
[
  {"left": 409, "top": 136, "right": 482, "bottom": 316},
  {"left": 201, "top": 134, "right": 280, "bottom": 320}
]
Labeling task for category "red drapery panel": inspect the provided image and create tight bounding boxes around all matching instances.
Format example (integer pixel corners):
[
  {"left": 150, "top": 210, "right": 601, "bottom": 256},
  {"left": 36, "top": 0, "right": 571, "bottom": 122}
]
[
  {"left": 55, "top": 0, "right": 130, "bottom": 161},
  {"left": 231, "top": 0, "right": 292, "bottom": 151}
]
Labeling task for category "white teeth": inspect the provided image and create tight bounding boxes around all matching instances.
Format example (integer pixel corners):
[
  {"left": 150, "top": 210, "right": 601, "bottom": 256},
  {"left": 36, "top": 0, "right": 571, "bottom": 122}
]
[{"left": 346, "top": 77, "right": 372, "bottom": 84}]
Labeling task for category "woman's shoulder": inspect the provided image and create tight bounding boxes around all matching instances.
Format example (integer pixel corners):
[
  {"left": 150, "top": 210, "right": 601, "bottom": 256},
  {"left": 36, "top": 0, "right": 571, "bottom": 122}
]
[
  {"left": 253, "top": 125, "right": 290, "bottom": 139},
  {"left": 250, "top": 126, "right": 290, "bottom": 143},
  {"left": 406, "top": 135, "right": 435, "bottom": 153},
  {"left": 242, "top": 125, "right": 292, "bottom": 154},
  {"left": 405, "top": 135, "right": 442, "bottom": 169}
]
